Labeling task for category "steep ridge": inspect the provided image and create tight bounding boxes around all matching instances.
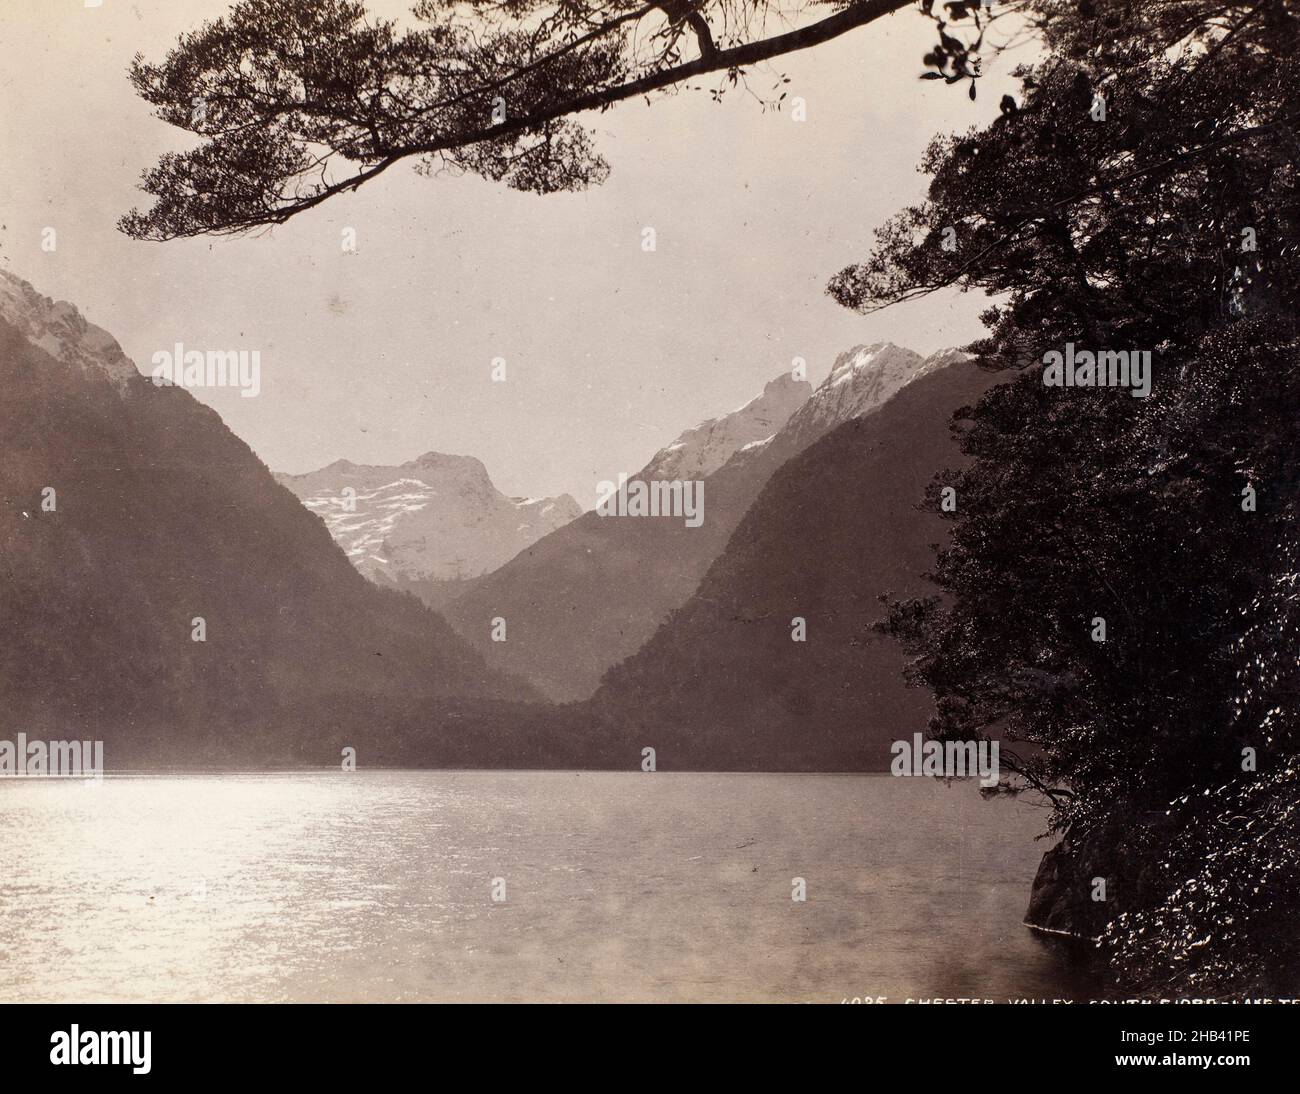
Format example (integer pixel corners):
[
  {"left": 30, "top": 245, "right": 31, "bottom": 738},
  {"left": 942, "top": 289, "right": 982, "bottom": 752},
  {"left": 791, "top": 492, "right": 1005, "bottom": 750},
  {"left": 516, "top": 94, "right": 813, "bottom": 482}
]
[
  {"left": 439, "top": 344, "right": 951, "bottom": 701},
  {"left": 637, "top": 373, "right": 810, "bottom": 481},
  {"left": 0, "top": 271, "right": 537, "bottom": 766},
  {"left": 588, "top": 355, "right": 1006, "bottom": 770}
]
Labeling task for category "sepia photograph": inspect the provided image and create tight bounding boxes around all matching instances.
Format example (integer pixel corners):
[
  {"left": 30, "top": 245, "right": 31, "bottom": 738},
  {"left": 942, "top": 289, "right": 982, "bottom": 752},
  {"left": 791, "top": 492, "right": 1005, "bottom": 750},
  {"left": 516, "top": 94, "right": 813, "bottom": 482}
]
[{"left": 0, "top": 0, "right": 1297, "bottom": 1069}]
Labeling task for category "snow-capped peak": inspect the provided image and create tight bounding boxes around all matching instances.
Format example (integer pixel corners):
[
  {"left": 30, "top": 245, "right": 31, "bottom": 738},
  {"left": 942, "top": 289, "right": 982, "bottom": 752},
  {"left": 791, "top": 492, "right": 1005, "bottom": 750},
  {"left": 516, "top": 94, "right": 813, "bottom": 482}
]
[
  {"left": 638, "top": 371, "right": 812, "bottom": 482},
  {"left": 276, "top": 452, "right": 581, "bottom": 583},
  {"left": 714, "top": 342, "right": 974, "bottom": 478},
  {"left": 777, "top": 342, "right": 958, "bottom": 452}
]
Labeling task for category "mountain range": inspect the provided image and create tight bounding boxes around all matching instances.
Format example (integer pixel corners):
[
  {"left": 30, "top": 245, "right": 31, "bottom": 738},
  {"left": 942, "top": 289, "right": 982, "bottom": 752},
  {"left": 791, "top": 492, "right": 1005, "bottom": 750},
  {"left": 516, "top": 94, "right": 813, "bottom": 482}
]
[
  {"left": 0, "top": 270, "right": 536, "bottom": 766},
  {"left": 428, "top": 343, "right": 965, "bottom": 701},
  {"left": 587, "top": 356, "right": 1005, "bottom": 769},
  {"left": 1, "top": 268, "right": 998, "bottom": 770}
]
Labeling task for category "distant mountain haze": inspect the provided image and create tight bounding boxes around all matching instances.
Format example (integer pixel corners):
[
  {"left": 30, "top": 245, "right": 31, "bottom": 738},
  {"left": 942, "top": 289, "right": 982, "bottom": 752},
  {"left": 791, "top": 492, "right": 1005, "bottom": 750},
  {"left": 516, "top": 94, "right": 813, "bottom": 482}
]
[
  {"left": 275, "top": 453, "right": 581, "bottom": 583},
  {"left": 0, "top": 268, "right": 1000, "bottom": 772},
  {"left": 0, "top": 271, "right": 538, "bottom": 765},
  {"left": 436, "top": 343, "right": 963, "bottom": 701},
  {"left": 636, "top": 373, "right": 812, "bottom": 482}
]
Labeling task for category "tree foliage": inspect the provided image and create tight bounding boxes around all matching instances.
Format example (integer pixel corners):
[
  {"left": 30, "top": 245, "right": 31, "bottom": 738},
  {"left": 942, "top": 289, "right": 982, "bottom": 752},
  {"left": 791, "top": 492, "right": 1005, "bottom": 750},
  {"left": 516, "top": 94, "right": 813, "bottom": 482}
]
[
  {"left": 120, "top": 0, "right": 951, "bottom": 238},
  {"left": 854, "top": 0, "right": 1300, "bottom": 991}
]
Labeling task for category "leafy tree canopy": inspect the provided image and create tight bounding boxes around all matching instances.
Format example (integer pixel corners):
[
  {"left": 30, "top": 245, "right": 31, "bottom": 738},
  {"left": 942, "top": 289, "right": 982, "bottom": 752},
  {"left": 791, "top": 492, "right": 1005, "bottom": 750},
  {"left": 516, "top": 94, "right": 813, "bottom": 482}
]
[
  {"left": 122, "top": 0, "right": 1006, "bottom": 238},
  {"left": 855, "top": 0, "right": 1300, "bottom": 992}
]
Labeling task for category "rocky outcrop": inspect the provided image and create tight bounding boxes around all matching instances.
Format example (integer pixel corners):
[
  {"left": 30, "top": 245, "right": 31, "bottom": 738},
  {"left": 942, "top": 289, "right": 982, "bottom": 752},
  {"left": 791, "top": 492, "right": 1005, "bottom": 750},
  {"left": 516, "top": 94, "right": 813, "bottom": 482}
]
[{"left": 1024, "top": 812, "right": 1177, "bottom": 940}]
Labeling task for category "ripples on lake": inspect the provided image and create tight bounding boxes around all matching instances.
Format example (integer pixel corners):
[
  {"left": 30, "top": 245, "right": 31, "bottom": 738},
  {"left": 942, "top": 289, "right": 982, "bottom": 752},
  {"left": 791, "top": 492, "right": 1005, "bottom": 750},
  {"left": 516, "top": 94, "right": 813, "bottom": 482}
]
[{"left": 0, "top": 771, "right": 1086, "bottom": 1002}]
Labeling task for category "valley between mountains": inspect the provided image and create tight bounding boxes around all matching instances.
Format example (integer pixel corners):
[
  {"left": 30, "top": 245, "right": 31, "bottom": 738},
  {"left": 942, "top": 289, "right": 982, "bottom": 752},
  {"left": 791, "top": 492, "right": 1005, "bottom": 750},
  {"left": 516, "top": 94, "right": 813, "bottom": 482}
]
[{"left": 1, "top": 269, "right": 1001, "bottom": 770}]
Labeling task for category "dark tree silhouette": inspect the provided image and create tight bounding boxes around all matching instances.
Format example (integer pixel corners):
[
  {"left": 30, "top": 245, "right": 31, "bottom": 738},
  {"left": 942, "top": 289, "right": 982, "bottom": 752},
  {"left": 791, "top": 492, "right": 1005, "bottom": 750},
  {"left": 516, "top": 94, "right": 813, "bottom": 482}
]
[
  {"left": 118, "top": 0, "right": 1023, "bottom": 238},
  {"left": 844, "top": 0, "right": 1300, "bottom": 992}
]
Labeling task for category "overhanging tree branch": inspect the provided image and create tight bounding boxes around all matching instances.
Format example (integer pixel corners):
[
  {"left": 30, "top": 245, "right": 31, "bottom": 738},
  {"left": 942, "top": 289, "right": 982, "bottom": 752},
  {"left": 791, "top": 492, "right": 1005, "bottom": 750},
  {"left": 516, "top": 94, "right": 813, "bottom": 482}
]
[
  {"left": 416, "top": 0, "right": 915, "bottom": 153},
  {"left": 120, "top": 0, "right": 917, "bottom": 239}
]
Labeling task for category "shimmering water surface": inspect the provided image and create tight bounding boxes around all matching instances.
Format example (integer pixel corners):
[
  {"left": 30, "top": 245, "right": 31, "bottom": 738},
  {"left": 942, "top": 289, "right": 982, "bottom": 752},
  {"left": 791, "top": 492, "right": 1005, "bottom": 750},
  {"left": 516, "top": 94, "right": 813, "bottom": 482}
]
[{"left": 0, "top": 771, "right": 1082, "bottom": 1002}]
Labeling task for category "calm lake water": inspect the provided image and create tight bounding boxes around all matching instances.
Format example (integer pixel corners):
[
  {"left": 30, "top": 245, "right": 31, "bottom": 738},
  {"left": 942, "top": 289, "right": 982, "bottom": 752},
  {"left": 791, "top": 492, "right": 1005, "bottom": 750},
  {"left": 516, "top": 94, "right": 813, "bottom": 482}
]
[{"left": 0, "top": 771, "right": 1089, "bottom": 1002}]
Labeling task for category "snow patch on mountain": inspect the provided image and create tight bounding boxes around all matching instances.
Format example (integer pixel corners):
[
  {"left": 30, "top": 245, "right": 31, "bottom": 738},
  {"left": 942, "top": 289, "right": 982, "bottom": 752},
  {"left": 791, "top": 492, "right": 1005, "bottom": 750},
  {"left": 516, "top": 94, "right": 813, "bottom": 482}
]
[
  {"left": 718, "top": 343, "right": 971, "bottom": 475},
  {"left": 637, "top": 372, "right": 811, "bottom": 482},
  {"left": 277, "top": 452, "right": 581, "bottom": 583},
  {"left": 779, "top": 343, "right": 931, "bottom": 450}
]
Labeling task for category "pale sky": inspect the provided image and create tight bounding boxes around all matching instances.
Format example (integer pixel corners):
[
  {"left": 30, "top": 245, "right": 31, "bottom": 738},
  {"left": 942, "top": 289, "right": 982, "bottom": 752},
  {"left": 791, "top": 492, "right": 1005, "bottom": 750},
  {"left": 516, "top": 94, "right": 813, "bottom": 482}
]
[{"left": 0, "top": 1, "right": 1026, "bottom": 502}]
